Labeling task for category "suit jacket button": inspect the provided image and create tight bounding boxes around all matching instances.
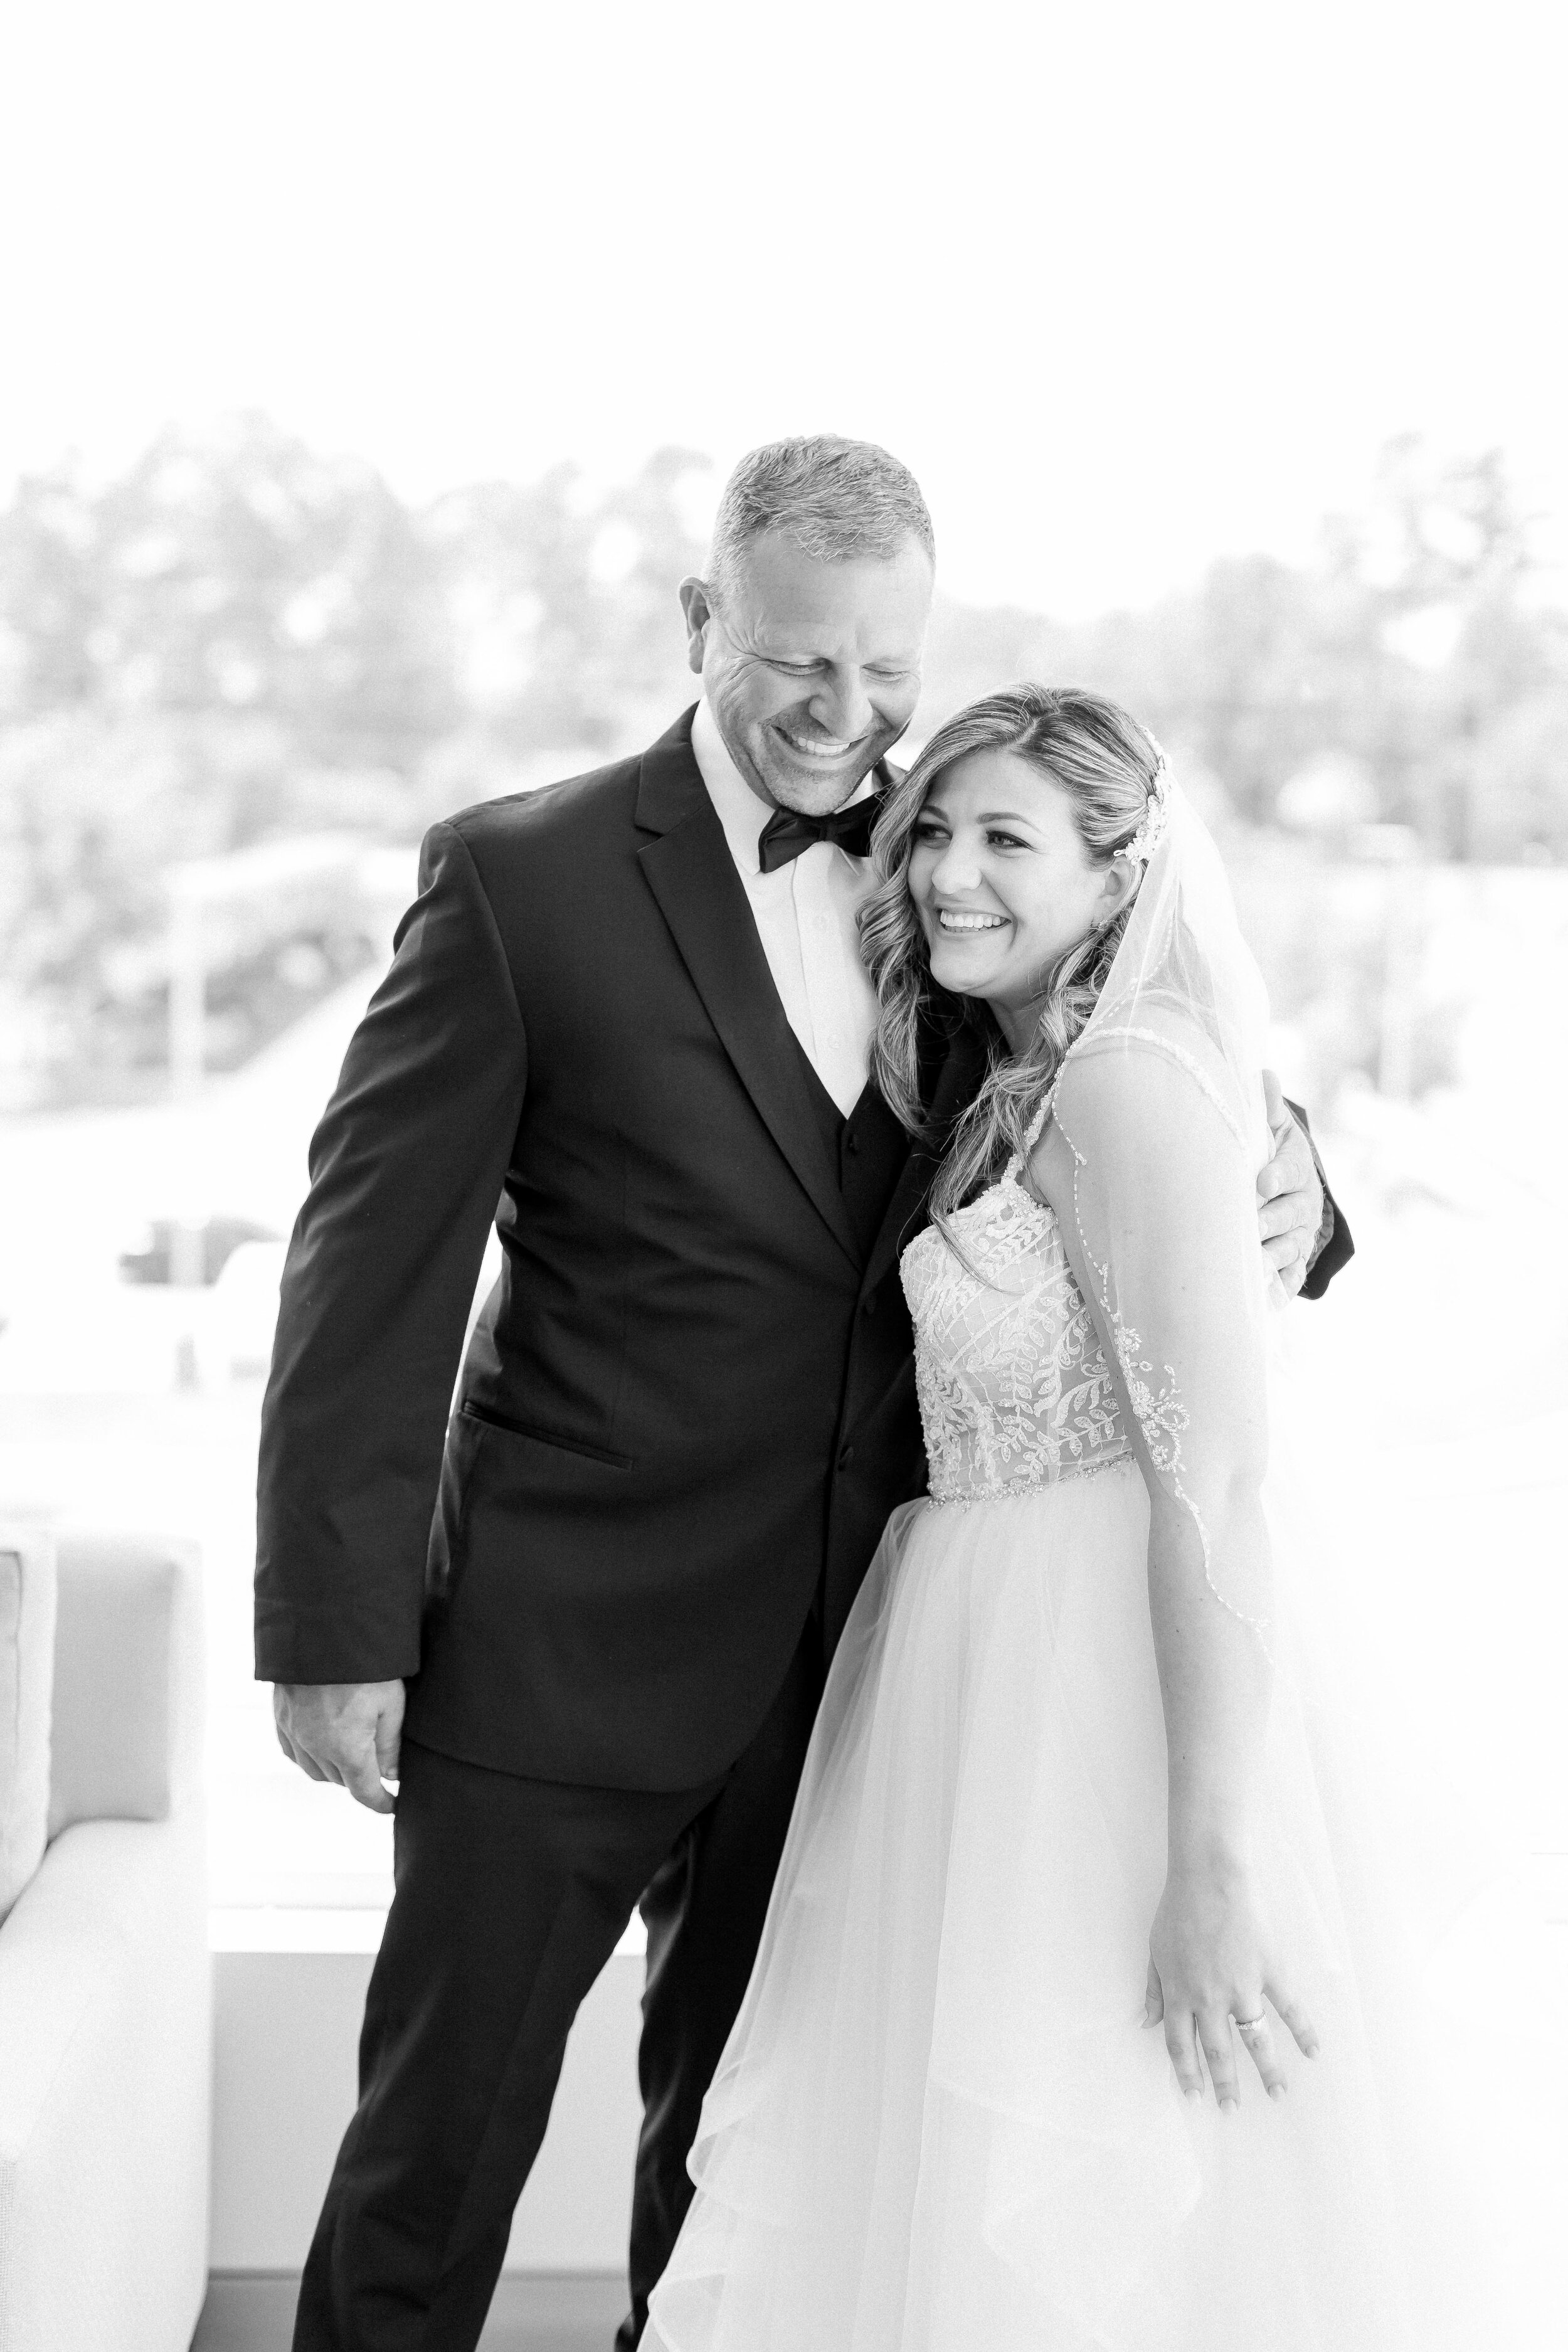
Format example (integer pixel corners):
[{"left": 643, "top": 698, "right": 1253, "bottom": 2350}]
[{"left": 837, "top": 1443, "right": 855, "bottom": 1471}]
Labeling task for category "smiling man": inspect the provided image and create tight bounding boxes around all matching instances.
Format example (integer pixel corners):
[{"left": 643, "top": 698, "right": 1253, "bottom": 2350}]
[
  {"left": 683, "top": 504, "right": 932, "bottom": 811},
  {"left": 256, "top": 436, "right": 1349, "bottom": 2352}
]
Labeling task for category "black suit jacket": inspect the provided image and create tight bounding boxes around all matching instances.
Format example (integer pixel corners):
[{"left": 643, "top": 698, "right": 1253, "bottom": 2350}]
[
  {"left": 255, "top": 706, "right": 1352, "bottom": 1791},
  {"left": 255, "top": 708, "right": 980, "bottom": 1788}
]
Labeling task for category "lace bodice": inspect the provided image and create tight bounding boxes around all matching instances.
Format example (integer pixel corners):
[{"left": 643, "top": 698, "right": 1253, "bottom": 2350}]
[{"left": 900, "top": 1168, "right": 1131, "bottom": 1504}]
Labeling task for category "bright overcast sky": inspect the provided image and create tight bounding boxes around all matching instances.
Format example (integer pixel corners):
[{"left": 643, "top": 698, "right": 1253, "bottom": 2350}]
[{"left": 3, "top": 0, "right": 1564, "bottom": 617}]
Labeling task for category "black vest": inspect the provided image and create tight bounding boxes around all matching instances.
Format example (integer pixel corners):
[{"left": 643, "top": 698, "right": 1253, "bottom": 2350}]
[{"left": 788, "top": 1041, "right": 913, "bottom": 1264}]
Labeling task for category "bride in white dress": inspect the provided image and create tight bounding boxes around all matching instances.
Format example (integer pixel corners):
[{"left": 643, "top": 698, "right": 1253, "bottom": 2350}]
[{"left": 646, "top": 686, "right": 1562, "bottom": 2351}]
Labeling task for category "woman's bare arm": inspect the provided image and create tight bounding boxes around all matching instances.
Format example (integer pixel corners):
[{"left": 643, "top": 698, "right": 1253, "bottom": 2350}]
[{"left": 1029, "top": 1047, "right": 1320, "bottom": 2105}]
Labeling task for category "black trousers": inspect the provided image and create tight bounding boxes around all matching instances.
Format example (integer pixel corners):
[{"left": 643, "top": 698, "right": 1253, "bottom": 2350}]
[{"left": 292, "top": 1619, "right": 826, "bottom": 2352}]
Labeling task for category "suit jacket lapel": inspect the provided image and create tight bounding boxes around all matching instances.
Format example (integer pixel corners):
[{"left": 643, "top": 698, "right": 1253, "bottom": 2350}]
[{"left": 636, "top": 710, "right": 861, "bottom": 1268}]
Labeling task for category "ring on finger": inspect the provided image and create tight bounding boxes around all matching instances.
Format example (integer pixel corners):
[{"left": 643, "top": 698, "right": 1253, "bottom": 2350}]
[{"left": 1232, "top": 2013, "right": 1268, "bottom": 2037}]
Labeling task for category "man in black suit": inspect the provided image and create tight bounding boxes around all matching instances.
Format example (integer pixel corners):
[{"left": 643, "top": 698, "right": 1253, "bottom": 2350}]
[{"left": 257, "top": 434, "right": 1350, "bottom": 2351}]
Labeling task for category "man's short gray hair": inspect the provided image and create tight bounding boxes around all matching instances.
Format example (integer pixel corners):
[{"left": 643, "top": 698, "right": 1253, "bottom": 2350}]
[{"left": 707, "top": 434, "right": 935, "bottom": 600}]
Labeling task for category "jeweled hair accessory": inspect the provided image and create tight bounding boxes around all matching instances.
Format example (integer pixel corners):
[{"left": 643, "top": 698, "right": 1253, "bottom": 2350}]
[{"left": 1123, "top": 745, "right": 1172, "bottom": 865}]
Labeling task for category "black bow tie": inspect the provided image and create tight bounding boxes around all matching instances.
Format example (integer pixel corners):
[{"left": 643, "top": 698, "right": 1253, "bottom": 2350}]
[{"left": 756, "top": 795, "right": 878, "bottom": 874}]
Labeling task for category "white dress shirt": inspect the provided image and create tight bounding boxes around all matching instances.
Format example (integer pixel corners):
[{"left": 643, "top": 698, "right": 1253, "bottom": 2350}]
[{"left": 691, "top": 698, "right": 881, "bottom": 1120}]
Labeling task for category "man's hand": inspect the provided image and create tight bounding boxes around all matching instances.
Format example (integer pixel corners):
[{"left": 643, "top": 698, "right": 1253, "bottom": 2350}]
[
  {"left": 1256, "top": 1071, "right": 1324, "bottom": 1300},
  {"left": 273, "top": 1679, "right": 406, "bottom": 1814}
]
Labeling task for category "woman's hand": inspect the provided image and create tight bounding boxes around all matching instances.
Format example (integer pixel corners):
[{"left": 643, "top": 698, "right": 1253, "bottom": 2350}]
[{"left": 1143, "top": 1860, "right": 1320, "bottom": 2108}]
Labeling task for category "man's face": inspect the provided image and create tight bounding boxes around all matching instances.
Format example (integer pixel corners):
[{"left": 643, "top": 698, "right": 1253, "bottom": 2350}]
[{"left": 679, "top": 530, "right": 933, "bottom": 817}]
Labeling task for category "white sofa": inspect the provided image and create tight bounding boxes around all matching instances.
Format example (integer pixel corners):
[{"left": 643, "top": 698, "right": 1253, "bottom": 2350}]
[{"left": 0, "top": 1530, "right": 210, "bottom": 2352}]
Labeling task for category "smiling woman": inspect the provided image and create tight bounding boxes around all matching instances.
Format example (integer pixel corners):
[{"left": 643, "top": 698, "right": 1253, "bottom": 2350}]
[
  {"left": 909, "top": 748, "right": 1142, "bottom": 1044},
  {"left": 863, "top": 683, "right": 1161, "bottom": 1221},
  {"left": 645, "top": 674, "right": 1564, "bottom": 2352}
]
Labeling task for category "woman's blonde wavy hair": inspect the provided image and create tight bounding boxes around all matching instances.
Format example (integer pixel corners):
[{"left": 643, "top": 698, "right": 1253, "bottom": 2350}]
[{"left": 860, "top": 683, "right": 1162, "bottom": 1235}]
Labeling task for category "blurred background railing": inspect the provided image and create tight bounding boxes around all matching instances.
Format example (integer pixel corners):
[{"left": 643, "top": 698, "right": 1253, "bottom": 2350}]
[{"left": 1, "top": 418, "right": 1564, "bottom": 1918}]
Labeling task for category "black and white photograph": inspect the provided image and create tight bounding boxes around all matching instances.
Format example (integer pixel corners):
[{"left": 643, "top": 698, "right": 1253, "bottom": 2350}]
[{"left": 1, "top": 4, "right": 1565, "bottom": 2348}]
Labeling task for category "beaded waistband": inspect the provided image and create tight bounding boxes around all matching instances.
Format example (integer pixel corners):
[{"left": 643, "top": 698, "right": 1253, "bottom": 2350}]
[{"left": 926, "top": 1446, "right": 1136, "bottom": 1508}]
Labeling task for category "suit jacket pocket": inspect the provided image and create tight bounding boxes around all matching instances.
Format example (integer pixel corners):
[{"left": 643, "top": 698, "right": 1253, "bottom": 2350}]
[{"left": 457, "top": 1400, "right": 633, "bottom": 1470}]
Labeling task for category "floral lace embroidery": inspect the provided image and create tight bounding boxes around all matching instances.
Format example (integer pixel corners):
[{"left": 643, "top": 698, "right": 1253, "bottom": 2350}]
[
  {"left": 1065, "top": 1155, "right": 1273, "bottom": 1658},
  {"left": 1103, "top": 1310, "right": 1189, "bottom": 1474},
  {"left": 901, "top": 1175, "right": 1130, "bottom": 1503}
]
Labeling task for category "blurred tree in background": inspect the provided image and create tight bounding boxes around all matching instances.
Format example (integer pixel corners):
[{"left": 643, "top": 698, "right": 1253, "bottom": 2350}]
[
  {"left": 918, "top": 438, "right": 1568, "bottom": 858},
  {"left": 423, "top": 442, "right": 709, "bottom": 783},
  {"left": 0, "top": 415, "right": 457, "bottom": 761},
  {"left": 0, "top": 422, "right": 708, "bottom": 1099},
  {"left": 0, "top": 420, "right": 1563, "bottom": 1104}
]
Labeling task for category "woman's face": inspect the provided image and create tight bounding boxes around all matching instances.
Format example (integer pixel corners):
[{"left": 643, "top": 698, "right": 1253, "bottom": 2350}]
[{"left": 908, "top": 748, "right": 1136, "bottom": 1034}]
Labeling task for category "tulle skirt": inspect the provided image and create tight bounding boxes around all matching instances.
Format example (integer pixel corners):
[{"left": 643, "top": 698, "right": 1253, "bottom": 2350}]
[{"left": 645, "top": 1458, "right": 1566, "bottom": 2351}]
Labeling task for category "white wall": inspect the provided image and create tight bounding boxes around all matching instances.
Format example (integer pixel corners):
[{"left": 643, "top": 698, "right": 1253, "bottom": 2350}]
[{"left": 209, "top": 1939, "right": 642, "bottom": 2274}]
